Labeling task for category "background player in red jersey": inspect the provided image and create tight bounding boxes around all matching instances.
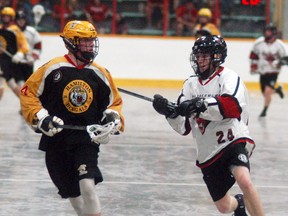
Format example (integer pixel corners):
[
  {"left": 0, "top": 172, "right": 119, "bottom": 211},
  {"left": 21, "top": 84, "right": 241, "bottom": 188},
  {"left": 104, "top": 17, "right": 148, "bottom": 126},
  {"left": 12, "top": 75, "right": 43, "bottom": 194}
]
[{"left": 249, "top": 23, "right": 287, "bottom": 117}]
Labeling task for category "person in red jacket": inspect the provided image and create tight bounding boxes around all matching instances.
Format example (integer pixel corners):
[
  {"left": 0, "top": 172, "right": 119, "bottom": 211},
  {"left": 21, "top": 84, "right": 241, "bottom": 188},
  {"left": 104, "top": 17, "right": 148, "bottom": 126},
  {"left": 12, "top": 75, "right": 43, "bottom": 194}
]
[
  {"left": 175, "top": 1, "right": 198, "bottom": 36},
  {"left": 84, "top": 0, "right": 111, "bottom": 34}
]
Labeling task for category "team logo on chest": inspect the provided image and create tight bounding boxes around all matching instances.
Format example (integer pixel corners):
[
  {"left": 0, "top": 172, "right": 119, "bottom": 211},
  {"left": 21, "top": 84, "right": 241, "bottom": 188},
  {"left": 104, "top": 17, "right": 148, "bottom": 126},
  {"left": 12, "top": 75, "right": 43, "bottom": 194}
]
[{"left": 63, "top": 80, "right": 93, "bottom": 113}]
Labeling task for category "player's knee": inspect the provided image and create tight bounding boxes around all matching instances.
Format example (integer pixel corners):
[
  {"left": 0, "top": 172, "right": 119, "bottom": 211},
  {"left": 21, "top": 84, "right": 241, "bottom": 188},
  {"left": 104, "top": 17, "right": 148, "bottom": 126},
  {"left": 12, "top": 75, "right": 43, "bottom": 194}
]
[
  {"left": 79, "top": 179, "right": 101, "bottom": 214},
  {"left": 236, "top": 173, "right": 253, "bottom": 192},
  {"left": 215, "top": 201, "right": 231, "bottom": 214}
]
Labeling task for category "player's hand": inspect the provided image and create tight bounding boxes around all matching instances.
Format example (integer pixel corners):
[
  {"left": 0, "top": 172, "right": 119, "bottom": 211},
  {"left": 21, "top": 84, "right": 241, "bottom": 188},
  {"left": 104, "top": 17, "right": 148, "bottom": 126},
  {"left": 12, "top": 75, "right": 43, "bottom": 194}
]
[
  {"left": 102, "top": 109, "right": 121, "bottom": 135},
  {"left": 250, "top": 64, "right": 258, "bottom": 74},
  {"left": 272, "top": 60, "right": 280, "bottom": 68},
  {"left": 152, "top": 94, "right": 178, "bottom": 118},
  {"left": 11, "top": 52, "right": 24, "bottom": 63},
  {"left": 37, "top": 116, "right": 64, "bottom": 136},
  {"left": 177, "top": 97, "right": 207, "bottom": 117}
]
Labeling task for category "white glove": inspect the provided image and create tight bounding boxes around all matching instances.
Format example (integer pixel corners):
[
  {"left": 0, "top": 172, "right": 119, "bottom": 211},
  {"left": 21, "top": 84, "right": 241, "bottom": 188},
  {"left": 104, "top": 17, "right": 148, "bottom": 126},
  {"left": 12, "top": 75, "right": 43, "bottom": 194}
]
[
  {"left": 11, "top": 52, "right": 24, "bottom": 63},
  {"left": 102, "top": 109, "right": 122, "bottom": 135},
  {"left": 272, "top": 60, "right": 280, "bottom": 68},
  {"left": 37, "top": 115, "right": 64, "bottom": 136}
]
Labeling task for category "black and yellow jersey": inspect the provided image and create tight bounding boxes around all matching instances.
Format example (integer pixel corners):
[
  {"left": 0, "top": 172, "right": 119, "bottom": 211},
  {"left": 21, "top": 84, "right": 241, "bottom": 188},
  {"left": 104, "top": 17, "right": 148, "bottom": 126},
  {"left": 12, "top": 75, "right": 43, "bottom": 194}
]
[
  {"left": 20, "top": 55, "right": 124, "bottom": 150},
  {"left": 0, "top": 24, "right": 29, "bottom": 54},
  {"left": 194, "top": 23, "right": 221, "bottom": 38}
]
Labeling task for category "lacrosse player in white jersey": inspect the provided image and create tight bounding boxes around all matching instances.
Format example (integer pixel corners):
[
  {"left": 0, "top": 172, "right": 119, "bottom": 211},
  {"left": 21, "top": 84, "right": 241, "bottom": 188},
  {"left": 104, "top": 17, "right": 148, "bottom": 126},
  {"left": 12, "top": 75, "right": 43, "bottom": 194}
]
[
  {"left": 250, "top": 23, "right": 287, "bottom": 117},
  {"left": 152, "top": 35, "right": 265, "bottom": 216},
  {"left": 15, "top": 10, "right": 42, "bottom": 85}
]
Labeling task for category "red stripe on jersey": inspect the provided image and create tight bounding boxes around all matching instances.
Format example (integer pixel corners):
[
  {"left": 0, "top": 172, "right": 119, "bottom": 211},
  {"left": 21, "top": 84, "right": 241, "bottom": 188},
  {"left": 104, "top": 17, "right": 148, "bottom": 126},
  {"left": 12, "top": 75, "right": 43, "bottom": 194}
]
[
  {"left": 183, "top": 117, "right": 192, "bottom": 135},
  {"left": 199, "top": 66, "right": 224, "bottom": 85},
  {"left": 249, "top": 51, "right": 259, "bottom": 60},
  {"left": 216, "top": 95, "right": 242, "bottom": 119}
]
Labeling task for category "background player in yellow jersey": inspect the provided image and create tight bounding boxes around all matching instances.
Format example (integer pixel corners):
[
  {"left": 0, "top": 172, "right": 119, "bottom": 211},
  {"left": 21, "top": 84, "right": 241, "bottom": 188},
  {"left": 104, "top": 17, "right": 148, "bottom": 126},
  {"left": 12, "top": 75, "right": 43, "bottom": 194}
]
[
  {"left": 0, "top": 7, "right": 29, "bottom": 99},
  {"left": 20, "top": 20, "right": 124, "bottom": 216},
  {"left": 193, "top": 8, "right": 221, "bottom": 38}
]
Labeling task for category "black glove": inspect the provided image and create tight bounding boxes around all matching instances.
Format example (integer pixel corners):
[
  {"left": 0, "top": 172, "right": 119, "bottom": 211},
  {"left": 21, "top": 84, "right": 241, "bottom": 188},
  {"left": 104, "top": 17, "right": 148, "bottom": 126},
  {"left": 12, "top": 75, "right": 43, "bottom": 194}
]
[
  {"left": 177, "top": 97, "right": 207, "bottom": 117},
  {"left": 152, "top": 94, "right": 178, "bottom": 118}
]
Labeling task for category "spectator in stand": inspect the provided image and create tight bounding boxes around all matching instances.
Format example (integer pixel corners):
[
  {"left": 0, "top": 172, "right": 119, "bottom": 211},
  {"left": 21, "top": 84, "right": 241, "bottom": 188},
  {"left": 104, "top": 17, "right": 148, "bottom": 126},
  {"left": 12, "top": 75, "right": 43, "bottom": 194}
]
[
  {"left": 84, "top": 0, "right": 111, "bottom": 34},
  {"left": 52, "top": 0, "right": 70, "bottom": 30},
  {"left": 16, "top": 0, "right": 33, "bottom": 23},
  {"left": 193, "top": 7, "right": 220, "bottom": 38},
  {"left": 0, "top": 0, "right": 11, "bottom": 8},
  {"left": 66, "top": 0, "right": 87, "bottom": 21},
  {"left": 175, "top": 0, "right": 198, "bottom": 36},
  {"left": 52, "top": 0, "right": 87, "bottom": 27},
  {"left": 145, "top": 0, "right": 163, "bottom": 29},
  {"left": 115, "top": 12, "right": 128, "bottom": 35}
]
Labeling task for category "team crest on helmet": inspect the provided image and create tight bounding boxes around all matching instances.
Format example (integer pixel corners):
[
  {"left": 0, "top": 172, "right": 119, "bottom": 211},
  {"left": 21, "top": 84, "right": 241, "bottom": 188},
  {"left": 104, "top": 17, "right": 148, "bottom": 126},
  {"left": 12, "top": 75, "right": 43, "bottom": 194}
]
[{"left": 63, "top": 80, "right": 93, "bottom": 113}]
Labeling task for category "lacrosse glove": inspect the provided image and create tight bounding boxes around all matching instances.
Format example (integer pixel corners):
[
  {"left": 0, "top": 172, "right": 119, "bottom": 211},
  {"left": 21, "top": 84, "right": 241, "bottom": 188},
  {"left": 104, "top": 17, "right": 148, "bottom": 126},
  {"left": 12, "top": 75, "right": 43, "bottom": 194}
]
[
  {"left": 102, "top": 109, "right": 122, "bottom": 135},
  {"left": 177, "top": 97, "right": 207, "bottom": 117},
  {"left": 152, "top": 94, "right": 178, "bottom": 118},
  {"left": 12, "top": 52, "right": 24, "bottom": 64},
  {"left": 37, "top": 115, "right": 64, "bottom": 137}
]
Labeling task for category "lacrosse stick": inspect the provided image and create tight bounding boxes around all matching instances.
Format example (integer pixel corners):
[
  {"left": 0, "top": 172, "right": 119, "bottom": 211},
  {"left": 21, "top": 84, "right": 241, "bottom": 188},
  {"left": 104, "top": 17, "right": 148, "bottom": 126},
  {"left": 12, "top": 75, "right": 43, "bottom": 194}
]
[
  {"left": 32, "top": 4, "right": 45, "bottom": 28},
  {"left": 280, "top": 56, "right": 288, "bottom": 66},
  {"left": 117, "top": 87, "right": 177, "bottom": 110},
  {"left": 56, "top": 121, "right": 115, "bottom": 144},
  {"left": 0, "top": 45, "right": 13, "bottom": 58}
]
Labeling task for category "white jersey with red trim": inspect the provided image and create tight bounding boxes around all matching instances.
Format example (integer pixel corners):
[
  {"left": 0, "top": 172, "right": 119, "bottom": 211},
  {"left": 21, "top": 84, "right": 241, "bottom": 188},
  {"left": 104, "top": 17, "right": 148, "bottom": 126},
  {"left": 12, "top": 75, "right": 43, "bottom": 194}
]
[
  {"left": 250, "top": 36, "right": 287, "bottom": 74},
  {"left": 167, "top": 66, "right": 255, "bottom": 167},
  {"left": 23, "top": 25, "right": 42, "bottom": 62}
]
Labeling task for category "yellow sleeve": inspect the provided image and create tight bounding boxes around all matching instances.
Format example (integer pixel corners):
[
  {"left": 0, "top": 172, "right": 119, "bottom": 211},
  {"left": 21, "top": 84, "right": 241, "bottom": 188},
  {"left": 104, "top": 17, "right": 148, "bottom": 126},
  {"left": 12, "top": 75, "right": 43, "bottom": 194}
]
[
  {"left": 20, "top": 64, "right": 47, "bottom": 126},
  {"left": 94, "top": 64, "right": 125, "bottom": 132},
  {"left": 207, "top": 23, "right": 221, "bottom": 36},
  {"left": 9, "top": 25, "right": 29, "bottom": 54}
]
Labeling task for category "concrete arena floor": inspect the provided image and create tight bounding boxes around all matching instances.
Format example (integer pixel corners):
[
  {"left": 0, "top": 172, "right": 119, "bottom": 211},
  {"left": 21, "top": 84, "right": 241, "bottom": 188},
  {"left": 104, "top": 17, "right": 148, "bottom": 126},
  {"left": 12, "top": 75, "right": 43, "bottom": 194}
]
[{"left": 0, "top": 87, "right": 287, "bottom": 216}]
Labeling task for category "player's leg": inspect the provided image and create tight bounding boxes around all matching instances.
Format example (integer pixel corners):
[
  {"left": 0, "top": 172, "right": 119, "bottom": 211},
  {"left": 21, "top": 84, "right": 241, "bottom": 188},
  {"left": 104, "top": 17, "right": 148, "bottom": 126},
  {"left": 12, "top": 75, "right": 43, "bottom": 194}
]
[
  {"left": 214, "top": 192, "right": 238, "bottom": 213},
  {"left": 0, "top": 76, "right": 5, "bottom": 100},
  {"left": 69, "top": 196, "right": 84, "bottom": 216},
  {"left": 7, "top": 78, "right": 20, "bottom": 97},
  {"left": 272, "top": 74, "right": 284, "bottom": 98},
  {"left": 75, "top": 143, "right": 103, "bottom": 216},
  {"left": 232, "top": 166, "right": 265, "bottom": 216},
  {"left": 79, "top": 178, "right": 101, "bottom": 216},
  {"left": 201, "top": 157, "right": 240, "bottom": 214},
  {"left": 259, "top": 75, "right": 270, "bottom": 117}
]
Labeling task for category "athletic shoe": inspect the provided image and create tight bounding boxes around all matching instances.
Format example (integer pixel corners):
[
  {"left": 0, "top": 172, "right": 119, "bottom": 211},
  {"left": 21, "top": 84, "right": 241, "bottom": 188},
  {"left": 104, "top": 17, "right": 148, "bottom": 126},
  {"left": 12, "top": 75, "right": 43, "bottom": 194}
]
[
  {"left": 259, "top": 109, "right": 266, "bottom": 117},
  {"left": 233, "top": 194, "right": 248, "bottom": 216},
  {"left": 275, "top": 86, "right": 284, "bottom": 99}
]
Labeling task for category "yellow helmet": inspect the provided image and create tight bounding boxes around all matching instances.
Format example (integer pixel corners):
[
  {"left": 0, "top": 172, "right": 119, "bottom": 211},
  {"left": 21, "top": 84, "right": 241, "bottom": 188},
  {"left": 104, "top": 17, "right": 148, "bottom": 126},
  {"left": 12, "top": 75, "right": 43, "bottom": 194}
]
[
  {"left": 61, "top": 20, "right": 99, "bottom": 64},
  {"left": 62, "top": 20, "right": 97, "bottom": 41},
  {"left": 198, "top": 8, "right": 212, "bottom": 18},
  {"left": 1, "top": 7, "right": 16, "bottom": 18}
]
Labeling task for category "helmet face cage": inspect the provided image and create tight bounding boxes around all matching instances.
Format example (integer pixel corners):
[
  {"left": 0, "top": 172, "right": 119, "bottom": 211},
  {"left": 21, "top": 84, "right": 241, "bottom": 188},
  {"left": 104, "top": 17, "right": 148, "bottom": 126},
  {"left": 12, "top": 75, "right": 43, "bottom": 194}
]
[
  {"left": 264, "top": 23, "right": 277, "bottom": 40},
  {"left": 190, "top": 35, "right": 227, "bottom": 79}
]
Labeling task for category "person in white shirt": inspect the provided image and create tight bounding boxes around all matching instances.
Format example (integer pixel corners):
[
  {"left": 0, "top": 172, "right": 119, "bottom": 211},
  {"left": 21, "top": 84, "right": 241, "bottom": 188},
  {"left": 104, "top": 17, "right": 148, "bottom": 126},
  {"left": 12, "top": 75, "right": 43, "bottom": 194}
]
[
  {"left": 152, "top": 35, "right": 265, "bottom": 216},
  {"left": 249, "top": 23, "right": 287, "bottom": 117},
  {"left": 15, "top": 10, "right": 42, "bottom": 86}
]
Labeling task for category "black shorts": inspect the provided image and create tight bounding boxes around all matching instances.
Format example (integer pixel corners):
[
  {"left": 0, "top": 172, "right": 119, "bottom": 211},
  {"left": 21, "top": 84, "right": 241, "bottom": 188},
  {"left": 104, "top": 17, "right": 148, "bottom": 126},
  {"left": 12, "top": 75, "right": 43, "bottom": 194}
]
[
  {"left": 260, "top": 73, "right": 278, "bottom": 93},
  {"left": 14, "top": 63, "right": 33, "bottom": 82},
  {"left": 45, "top": 142, "right": 103, "bottom": 199},
  {"left": 201, "top": 143, "right": 250, "bottom": 202},
  {"left": 0, "top": 59, "right": 19, "bottom": 82}
]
